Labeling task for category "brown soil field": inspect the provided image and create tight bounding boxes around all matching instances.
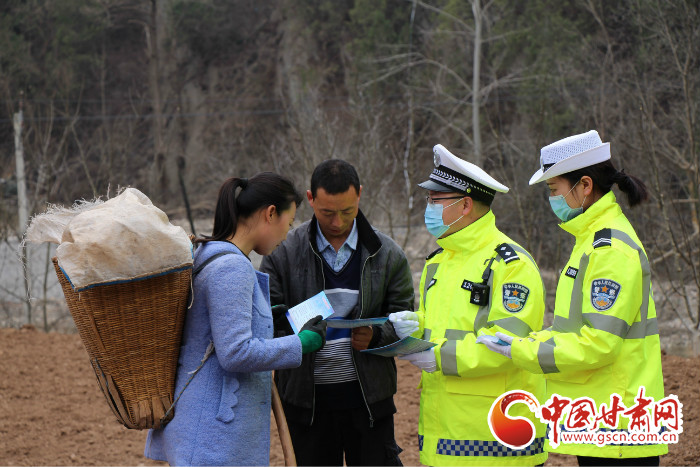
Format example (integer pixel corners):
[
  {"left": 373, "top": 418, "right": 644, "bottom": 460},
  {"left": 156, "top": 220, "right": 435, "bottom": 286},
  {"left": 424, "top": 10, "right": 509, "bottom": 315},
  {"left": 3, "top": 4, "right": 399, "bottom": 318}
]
[{"left": 1, "top": 326, "right": 697, "bottom": 466}]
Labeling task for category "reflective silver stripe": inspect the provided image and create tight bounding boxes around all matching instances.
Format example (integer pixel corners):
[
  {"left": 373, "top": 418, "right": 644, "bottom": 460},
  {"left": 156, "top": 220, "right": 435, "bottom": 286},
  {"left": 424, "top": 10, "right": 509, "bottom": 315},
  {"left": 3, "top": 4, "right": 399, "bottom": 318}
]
[
  {"left": 504, "top": 243, "right": 547, "bottom": 312},
  {"left": 445, "top": 329, "right": 471, "bottom": 340},
  {"left": 611, "top": 230, "right": 652, "bottom": 338},
  {"left": 583, "top": 313, "right": 630, "bottom": 338},
  {"left": 537, "top": 337, "right": 559, "bottom": 373},
  {"left": 628, "top": 318, "right": 658, "bottom": 338},
  {"left": 508, "top": 243, "right": 537, "bottom": 267},
  {"left": 441, "top": 339, "right": 459, "bottom": 376},
  {"left": 488, "top": 317, "right": 532, "bottom": 337},
  {"left": 424, "top": 328, "right": 432, "bottom": 341},
  {"left": 567, "top": 251, "right": 589, "bottom": 333},
  {"left": 441, "top": 329, "right": 473, "bottom": 376},
  {"left": 423, "top": 263, "right": 439, "bottom": 309},
  {"left": 552, "top": 253, "right": 590, "bottom": 334},
  {"left": 473, "top": 303, "right": 491, "bottom": 333},
  {"left": 583, "top": 313, "right": 660, "bottom": 339}
]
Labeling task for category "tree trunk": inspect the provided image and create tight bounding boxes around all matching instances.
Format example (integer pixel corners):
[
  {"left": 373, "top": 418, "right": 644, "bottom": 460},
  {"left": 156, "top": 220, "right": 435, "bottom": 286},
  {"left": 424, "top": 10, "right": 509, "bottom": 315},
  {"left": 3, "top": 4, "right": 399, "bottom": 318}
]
[{"left": 146, "top": 0, "right": 180, "bottom": 202}]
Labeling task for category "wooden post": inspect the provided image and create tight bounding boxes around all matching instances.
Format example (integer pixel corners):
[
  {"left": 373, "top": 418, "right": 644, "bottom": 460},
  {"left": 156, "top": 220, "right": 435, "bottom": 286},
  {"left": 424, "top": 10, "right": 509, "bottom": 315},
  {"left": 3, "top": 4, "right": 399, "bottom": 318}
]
[
  {"left": 14, "top": 101, "right": 32, "bottom": 324},
  {"left": 271, "top": 378, "right": 296, "bottom": 466},
  {"left": 471, "top": 0, "right": 483, "bottom": 166}
]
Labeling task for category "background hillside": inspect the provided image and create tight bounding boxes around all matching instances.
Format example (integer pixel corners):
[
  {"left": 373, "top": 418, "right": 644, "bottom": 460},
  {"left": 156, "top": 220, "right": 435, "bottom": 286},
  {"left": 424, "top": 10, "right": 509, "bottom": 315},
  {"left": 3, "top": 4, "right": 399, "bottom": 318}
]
[{"left": 1, "top": 0, "right": 698, "bottom": 352}]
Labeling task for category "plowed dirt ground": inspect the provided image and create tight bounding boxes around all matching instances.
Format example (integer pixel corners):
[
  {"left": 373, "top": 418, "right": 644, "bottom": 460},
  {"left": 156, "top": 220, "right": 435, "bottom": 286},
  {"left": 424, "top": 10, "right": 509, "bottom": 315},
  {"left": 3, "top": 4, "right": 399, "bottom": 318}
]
[{"left": 1, "top": 326, "right": 697, "bottom": 466}]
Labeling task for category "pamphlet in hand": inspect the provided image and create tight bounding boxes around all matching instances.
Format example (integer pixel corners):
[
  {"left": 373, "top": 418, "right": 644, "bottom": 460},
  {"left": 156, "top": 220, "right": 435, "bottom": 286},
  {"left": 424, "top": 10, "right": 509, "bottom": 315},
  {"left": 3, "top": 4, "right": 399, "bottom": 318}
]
[
  {"left": 286, "top": 291, "right": 335, "bottom": 334},
  {"left": 361, "top": 336, "right": 436, "bottom": 358},
  {"left": 327, "top": 317, "right": 389, "bottom": 329},
  {"left": 475, "top": 334, "right": 511, "bottom": 346}
]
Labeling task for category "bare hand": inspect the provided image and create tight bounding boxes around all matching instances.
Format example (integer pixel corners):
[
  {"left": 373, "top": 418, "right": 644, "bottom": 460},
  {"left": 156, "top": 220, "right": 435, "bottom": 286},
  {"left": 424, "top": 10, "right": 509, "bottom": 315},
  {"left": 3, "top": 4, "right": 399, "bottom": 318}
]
[{"left": 351, "top": 326, "right": 373, "bottom": 350}]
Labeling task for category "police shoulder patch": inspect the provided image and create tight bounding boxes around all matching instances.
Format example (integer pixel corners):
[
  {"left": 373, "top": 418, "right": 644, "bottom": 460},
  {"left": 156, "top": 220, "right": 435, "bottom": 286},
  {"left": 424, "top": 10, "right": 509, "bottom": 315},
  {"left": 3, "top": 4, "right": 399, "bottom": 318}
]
[
  {"left": 590, "top": 279, "right": 622, "bottom": 311},
  {"left": 502, "top": 283, "right": 530, "bottom": 313},
  {"left": 495, "top": 243, "right": 520, "bottom": 263}
]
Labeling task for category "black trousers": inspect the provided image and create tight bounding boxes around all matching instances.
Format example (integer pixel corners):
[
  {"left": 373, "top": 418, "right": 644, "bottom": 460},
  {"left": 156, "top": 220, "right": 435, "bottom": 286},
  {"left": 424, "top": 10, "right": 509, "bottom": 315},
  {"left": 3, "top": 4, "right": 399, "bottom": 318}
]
[
  {"left": 286, "top": 406, "right": 402, "bottom": 466},
  {"left": 577, "top": 455, "right": 660, "bottom": 466}
]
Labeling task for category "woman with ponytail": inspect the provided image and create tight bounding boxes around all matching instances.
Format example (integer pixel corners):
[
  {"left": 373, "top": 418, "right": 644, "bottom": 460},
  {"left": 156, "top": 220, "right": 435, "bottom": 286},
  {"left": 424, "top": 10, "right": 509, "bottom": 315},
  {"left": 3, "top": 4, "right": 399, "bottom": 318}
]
[
  {"left": 479, "top": 131, "right": 667, "bottom": 465},
  {"left": 145, "top": 172, "right": 327, "bottom": 466}
]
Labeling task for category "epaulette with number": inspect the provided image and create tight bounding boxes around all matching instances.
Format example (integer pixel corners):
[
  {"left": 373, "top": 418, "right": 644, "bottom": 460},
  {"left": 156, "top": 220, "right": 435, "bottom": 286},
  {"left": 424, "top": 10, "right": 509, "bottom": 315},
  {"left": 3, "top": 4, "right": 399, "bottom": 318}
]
[
  {"left": 495, "top": 243, "right": 520, "bottom": 263},
  {"left": 426, "top": 247, "right": 444, "bottom": 261}
]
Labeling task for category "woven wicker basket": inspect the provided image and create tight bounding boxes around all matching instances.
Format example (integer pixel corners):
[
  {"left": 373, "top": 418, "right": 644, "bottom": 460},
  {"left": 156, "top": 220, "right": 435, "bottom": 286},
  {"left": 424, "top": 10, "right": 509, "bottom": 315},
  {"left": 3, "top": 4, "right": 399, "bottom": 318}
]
[{"left": 52, "top": 257, "right": 191, "bottom": 429}]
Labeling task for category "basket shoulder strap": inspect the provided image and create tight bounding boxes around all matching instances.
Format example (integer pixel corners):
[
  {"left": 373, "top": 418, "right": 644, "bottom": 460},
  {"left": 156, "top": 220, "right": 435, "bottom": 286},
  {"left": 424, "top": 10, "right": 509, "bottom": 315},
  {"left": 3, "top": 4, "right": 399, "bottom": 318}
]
[
  {"left": 193, "top": 251, "right": 236, "bottom": 277},
  {"left": 162, "top": 340, "right": 215, "bottom": 426},
  {"left": 164, "top": 251, "right": 237, "bottom": 426}
]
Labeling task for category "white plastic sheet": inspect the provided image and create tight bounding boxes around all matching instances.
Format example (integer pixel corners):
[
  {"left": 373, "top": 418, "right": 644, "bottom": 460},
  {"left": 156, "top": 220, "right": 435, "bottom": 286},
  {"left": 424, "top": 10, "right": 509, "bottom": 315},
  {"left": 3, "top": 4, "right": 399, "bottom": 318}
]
[{"left": 26, "top": 188, "right": 193, "bottom": 290}]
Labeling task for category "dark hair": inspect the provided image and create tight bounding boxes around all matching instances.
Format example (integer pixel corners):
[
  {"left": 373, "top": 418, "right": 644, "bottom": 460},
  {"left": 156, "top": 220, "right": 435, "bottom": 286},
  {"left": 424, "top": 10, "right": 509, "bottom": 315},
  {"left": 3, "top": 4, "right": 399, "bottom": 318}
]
[
  {"left": 196, "top": 172, "right": 302, "bottom": 244},
  {"left": 560, "top": 160, "right": 648, "bottom": 207},
  {"left": 310, "top": 159, "right": 361, "bottom": 198}
]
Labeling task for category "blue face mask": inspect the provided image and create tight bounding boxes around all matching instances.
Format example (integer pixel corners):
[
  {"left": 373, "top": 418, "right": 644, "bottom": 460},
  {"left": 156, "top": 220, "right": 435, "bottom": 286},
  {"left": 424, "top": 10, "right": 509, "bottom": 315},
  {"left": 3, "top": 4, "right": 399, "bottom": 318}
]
[
  {"left": 424, "top": 197, "right": 465, "bottom": 238},
  {"left": 549, "top": 181, "right": 585, "bottom": 222}
]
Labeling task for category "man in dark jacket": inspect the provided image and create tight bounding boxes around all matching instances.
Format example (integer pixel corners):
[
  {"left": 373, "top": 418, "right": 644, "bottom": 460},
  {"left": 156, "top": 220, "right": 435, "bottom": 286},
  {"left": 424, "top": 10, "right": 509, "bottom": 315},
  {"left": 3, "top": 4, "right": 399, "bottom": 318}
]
[{"left": 259, "top": 159, "right": 414, "bottom": 466}]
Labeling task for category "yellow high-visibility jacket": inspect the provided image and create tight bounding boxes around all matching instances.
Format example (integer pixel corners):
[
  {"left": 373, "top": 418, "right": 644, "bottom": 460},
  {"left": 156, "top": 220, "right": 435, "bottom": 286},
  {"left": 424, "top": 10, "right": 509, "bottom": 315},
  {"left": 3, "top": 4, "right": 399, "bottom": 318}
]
[
  {"left": 414, "top": 211, "right": 548, "bottom": 466},
  {"left": 512, "top": 192, "right": 667, "bottom": 458}
]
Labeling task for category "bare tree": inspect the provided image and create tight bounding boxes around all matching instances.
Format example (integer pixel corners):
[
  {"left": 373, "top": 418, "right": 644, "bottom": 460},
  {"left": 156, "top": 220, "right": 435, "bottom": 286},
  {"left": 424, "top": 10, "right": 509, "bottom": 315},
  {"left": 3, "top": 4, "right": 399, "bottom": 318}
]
[{"left": 629, "top": 0, "right": 699, "bottom": 336}]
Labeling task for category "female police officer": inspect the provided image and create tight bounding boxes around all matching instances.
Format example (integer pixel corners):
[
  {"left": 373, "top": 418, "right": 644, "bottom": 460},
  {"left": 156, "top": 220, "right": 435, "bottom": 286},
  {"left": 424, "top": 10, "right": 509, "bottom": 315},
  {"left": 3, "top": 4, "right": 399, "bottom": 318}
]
[{"left": 480, "top": 130, "right": 667, "bottom": 466}]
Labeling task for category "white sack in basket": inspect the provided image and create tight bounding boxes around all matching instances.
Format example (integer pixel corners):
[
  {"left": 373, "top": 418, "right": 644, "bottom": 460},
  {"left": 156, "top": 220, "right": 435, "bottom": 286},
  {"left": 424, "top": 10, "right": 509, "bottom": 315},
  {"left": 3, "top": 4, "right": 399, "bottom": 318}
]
[{"left": 29, "top": 188, "right": 193, "bottom": 291}]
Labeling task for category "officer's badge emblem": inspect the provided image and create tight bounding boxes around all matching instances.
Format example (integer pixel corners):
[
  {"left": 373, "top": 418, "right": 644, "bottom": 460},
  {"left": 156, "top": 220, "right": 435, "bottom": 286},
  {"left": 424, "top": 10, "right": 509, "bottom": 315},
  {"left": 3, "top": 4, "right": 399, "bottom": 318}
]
[
  {"left": 502, "top": 283, "right": 530, "bottom": 313},
  {"left": 591, "top": 279, "right": 621, "bottom": 311}
]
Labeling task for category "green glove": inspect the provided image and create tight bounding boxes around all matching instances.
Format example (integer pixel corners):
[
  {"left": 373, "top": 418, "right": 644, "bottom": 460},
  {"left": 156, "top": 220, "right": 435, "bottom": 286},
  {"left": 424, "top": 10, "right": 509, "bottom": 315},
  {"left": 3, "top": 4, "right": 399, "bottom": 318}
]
[
  {"left": 298, "top": 330, "right": 323, "bottom": 354},
  {"left": 298, "top": 315, "right": 327, "bottom": 354}
]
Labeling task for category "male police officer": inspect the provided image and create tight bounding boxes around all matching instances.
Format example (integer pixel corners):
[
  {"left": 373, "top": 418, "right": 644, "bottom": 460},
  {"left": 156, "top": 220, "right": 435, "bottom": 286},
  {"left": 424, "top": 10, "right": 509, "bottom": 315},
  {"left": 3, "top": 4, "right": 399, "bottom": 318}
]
[{"left": 389, "top": 145, "right": 548, "bottom": 466}]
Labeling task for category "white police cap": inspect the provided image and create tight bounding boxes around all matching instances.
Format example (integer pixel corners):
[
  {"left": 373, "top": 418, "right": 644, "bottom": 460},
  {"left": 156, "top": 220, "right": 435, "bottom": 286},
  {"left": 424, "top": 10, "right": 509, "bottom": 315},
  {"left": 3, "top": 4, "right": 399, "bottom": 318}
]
[
  {"left": 529, "top": 130, "right": 611, "bottom": 185},
  {"left": 418, "top": 144, "right": 509, "bottom": 203}
]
